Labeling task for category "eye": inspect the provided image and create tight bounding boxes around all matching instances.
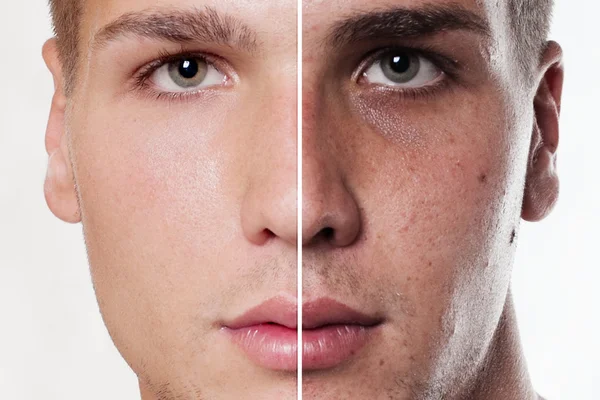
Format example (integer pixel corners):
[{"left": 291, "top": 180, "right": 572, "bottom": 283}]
[
  {"left": 362, "top": 49, "right": 443, "bottom": 88},
  {"left": 150, "top": 57, "right": 227, "bottom": 92}
]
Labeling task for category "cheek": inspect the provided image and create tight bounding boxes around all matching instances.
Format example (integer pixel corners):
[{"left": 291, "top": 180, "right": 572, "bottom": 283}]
[
  {"left": 68, "top": 96, "right": 250, "bottom": 312},
  {"left": 67, "top": 96, "right": 252, "bottom": 372},
  {"left": 73, "top": 97, "right": 240, "bottom": 247},
  {"left": 346, "top": 101, "right": 525, "bottom": 378},
  {"left": 346, "top": 88, "right": 524, "bottom": 313}
]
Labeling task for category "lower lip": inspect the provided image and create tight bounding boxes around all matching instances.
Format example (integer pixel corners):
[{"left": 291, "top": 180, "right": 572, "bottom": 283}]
[
  {"left": 225, "top": 324, "right": 298, "bottom": 371},
  {"left": 225, "top": 323, "right": 378, "bottom": 371},
  {"left": 302, "top": 324, "right": 377, "bottom": 370}
]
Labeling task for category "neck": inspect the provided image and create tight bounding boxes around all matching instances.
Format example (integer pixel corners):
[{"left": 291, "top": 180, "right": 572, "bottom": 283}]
[{"left": 463, "top": 290, "right": 540, "bottom": 400}]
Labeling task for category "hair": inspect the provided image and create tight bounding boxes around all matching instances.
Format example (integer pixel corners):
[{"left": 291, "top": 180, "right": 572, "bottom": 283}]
[
  {"left": 48, "top": 0, "right": 553, "bottom": 94},
  {"left": 48, "top": 0, "right": 82, "bottom": 95},
  {"left": 506, "top": 0, "right": 554, "bottom": 81}
]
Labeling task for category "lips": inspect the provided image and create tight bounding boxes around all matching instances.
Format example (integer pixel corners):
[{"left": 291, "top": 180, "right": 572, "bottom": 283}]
[
  {"left": 302, "top": 298, "right": 382, "bottom": 370},
  {"left": 222, "top": 296, "right": 382, "bottom": 371}
]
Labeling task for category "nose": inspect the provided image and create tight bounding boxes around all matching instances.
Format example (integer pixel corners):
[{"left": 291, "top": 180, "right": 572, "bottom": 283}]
[
  {"left": 301, "top": 97, "right": 361, "bottom": 248},
  {"left": 240, "top": 87, "right": 298, "bottom": 247}
]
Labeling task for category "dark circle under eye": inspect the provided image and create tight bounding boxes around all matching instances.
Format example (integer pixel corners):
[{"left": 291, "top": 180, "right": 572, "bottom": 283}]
[
  {"left": 167, "top": 58, "right": 208, "bottom": 88},
  {"left": 380, "top": 51, "right": 421, "bottom": 83}
]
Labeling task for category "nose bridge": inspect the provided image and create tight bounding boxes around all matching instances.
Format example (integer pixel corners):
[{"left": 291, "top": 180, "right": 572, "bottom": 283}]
[
  {"left": 240, "top": 82, "right": 298, "bottom": 247},
  {"left": 302, "top": 88, "right": 361, "bottom": 247}
]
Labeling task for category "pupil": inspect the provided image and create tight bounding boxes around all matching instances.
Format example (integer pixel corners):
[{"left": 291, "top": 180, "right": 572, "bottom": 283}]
[
  {"left": 178, "top": 59, "right": 199, "bottom": 79},
  {"left": 389, "top": 54, "right": 411, "bottom": 74}
]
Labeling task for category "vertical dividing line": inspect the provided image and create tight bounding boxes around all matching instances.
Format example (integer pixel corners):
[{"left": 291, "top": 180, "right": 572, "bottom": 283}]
[{"left": 297, "top": 0, "right": 303, "bottom": 397}]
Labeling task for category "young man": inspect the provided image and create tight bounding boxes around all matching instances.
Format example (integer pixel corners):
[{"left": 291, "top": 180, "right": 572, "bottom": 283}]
[
  {"left": 301, "top": 0, "right": 561, "bottom": 399},
  {"left": 44, "top": 0, "right": 297, "bottom": 399},
  {"left": 44, "top": 1, "right": 562, "bottom": 400}
]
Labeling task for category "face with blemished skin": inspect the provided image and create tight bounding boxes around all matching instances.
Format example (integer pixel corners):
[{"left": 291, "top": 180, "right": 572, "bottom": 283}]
[
  {"left": 301, "top": 0, "right": 562, "bottom": 399},
  {"left": 43, "top": 0, "right": 297, "bottom": 399}
]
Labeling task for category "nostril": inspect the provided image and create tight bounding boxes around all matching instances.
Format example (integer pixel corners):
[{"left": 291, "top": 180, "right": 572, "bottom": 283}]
[
  {"left": 263, "top": 229, "right": 275, "bottom": 238},
  {"left": 320, "top": 227, "right": 335, "bottom": 240}
]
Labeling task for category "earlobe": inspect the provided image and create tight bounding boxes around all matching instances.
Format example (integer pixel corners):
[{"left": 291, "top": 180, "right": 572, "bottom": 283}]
[
  {"left": 43, "top": 38, "right": 81, "bottom": 224},
  {"left": 44, "top": 149, "right": 81, "bottom": 224},
  {"left": 521, "top": 41, "right": 564, "bottom": 222}
]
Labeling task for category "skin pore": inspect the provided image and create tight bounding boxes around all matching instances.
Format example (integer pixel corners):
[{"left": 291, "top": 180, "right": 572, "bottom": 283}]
[
  {"left": 43, "top": 0, "right": 297, "bottom": 399},
  {"left": 301, "top": 0, "right": 561, "bottom": 399}
]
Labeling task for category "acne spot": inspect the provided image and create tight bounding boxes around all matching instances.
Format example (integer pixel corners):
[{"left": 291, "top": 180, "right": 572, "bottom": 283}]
[
  {"left": 478, "top": 173, "right": 487, "bottom": 184},
  {"left": 510, "top": 229, "right": 516, "bottom": 244},
  {"left": 380, "top": 359, "right": 385, "bottom": 366}
]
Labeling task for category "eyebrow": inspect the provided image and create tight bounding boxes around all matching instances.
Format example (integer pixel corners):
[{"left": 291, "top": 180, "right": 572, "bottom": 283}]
[
  {"left": 326, "top": 4, "right": 491, "bottom": 48},
  {"left": 92, "top": 7, "right": 259, "bottom": 52}
]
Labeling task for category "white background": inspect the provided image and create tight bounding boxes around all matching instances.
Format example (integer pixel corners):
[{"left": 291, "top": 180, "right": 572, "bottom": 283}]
[{"left": 0, "top": 1, "right": 597, "bottom": 399}]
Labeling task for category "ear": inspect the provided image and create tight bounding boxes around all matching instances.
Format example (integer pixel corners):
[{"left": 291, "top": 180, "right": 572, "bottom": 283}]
[
  {"left": 42, "top": 38, "right": 81, "bottom": 224},
  {"left": 521, "top": 41, "right": 564, "bottom": 222}
]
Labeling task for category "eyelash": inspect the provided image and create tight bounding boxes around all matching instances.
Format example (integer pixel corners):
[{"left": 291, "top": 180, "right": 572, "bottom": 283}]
[
  {"left": 130, "top": 49, "right": 228, "bottom": 102},
  {"left": 355, "top": 46, "right": 459, "bottom": 101}
]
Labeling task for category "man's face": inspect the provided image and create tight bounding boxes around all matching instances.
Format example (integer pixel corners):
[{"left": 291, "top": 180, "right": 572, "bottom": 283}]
[
  {"left": 63, "top": 0, "right": 297, "bottom": 398},
  {"left": 45, "top": 0, "right": 559, "bottom": 398},
  {"left": 302, "top": 0, "right": 538, "bottom": 398}
]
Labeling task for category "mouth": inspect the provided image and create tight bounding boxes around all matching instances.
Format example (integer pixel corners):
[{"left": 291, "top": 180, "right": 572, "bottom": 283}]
[
  {"left": 222, "top": 296, "right": 382, "bottom": 371},
  {"left": 302, "top": 298, "right": 383, "bottom": 370}
]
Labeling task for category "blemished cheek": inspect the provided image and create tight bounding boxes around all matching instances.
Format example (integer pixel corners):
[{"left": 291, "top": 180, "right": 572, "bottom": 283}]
[{"left": 351, "top": 110, "right": 514, "bottom": 288}]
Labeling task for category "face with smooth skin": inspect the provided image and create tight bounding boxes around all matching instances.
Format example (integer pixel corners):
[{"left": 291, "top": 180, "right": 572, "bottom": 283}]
[
  {"left": 302, "top": 0, "right": 562, "bottom": 399},
  {"left": 43, "top": 0, "right": 297, "bottom": 399}
]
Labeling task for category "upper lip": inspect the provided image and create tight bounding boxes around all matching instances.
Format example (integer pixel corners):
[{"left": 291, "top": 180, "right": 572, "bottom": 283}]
[
  {"left": 224, "top": 296, "right": 382, "bottom": 330},
  {"left": 224, "top": 296, "right": 298, "bottom": 329},
  {"left": 302, "top": 298, "right": 382, "bottom": 329}
]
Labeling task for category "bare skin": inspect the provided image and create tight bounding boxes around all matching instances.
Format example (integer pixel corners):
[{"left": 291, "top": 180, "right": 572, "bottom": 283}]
[
  {"left": 301, "top": 0, "right": 562, "bottom": 399},
  {"left": 43, "top": 0, "right": 297, "bottom": 399}
]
